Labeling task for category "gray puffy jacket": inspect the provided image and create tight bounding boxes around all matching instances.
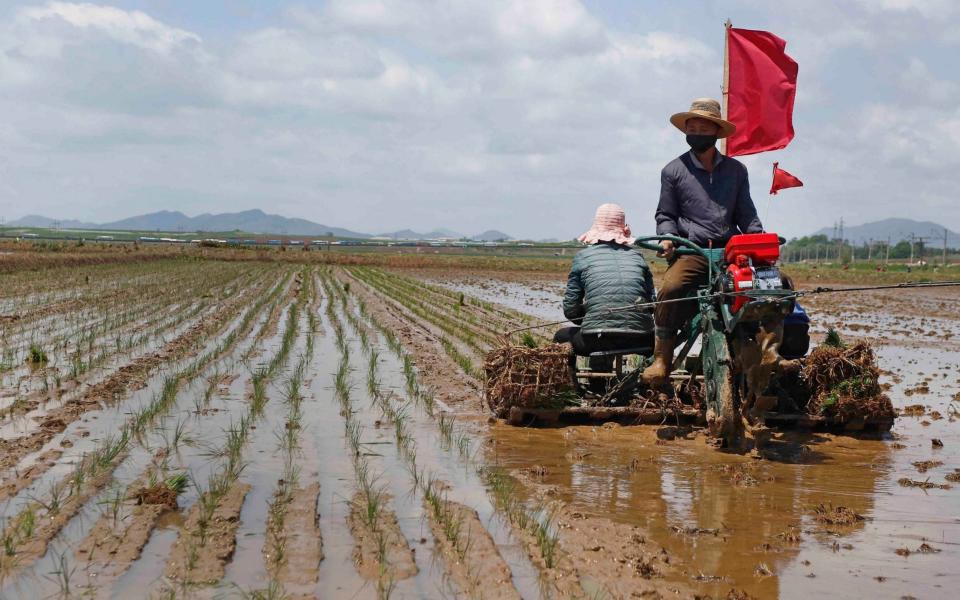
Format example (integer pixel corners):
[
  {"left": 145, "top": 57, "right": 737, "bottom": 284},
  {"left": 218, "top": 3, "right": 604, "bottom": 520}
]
[{"left": 562, "top": 242, "right": 655, "bottom": 333}]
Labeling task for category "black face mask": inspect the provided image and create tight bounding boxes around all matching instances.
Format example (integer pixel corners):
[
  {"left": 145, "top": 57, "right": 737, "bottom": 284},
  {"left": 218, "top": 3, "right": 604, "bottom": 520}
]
[{"left": 686, "top": 134, "right": 717, "bottom": 153}]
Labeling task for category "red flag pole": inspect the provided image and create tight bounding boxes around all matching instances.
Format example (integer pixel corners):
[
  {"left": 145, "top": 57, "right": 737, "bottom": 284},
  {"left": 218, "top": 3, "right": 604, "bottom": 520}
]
[{"left": 720, "top": 19, "right": 732, "bottom": 155}]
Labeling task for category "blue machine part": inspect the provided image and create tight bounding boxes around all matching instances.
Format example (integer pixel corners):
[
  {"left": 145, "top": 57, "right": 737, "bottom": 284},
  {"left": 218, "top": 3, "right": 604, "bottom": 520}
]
[{"left": 784, "top": 301, "right": 809, "bottom": 326}]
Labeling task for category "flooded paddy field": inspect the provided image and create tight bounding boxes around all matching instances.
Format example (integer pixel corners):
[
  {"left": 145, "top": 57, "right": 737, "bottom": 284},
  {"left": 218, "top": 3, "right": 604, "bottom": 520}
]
[{"left": 0, "top": 253, "right": 957, "bottom": 599}]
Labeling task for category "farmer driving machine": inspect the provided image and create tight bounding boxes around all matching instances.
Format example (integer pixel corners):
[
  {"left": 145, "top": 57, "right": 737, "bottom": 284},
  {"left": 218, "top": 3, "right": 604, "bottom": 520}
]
[{"left": 487, "top": 232, "right": 897, "bottom": 449}]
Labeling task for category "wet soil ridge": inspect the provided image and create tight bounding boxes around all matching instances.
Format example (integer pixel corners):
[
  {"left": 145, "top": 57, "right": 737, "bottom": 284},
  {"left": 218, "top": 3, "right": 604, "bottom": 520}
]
[
  {"left": 425, "top": 498, "right": 520, "bottom": 599},
  {"left": 263, "top": 281, "right": 323, "bottom": 589},
  {"left": 165, "top": 481, "right": 252, "bottom": 584},
  {"left": 266, "top": 482, "right": 322, "bottom": 586},
  {"left": 348, "top": 493, "right": 418, "bottom": 582},
  {"left": 75, "top": 473, "right": 186, "bottom": 582}
]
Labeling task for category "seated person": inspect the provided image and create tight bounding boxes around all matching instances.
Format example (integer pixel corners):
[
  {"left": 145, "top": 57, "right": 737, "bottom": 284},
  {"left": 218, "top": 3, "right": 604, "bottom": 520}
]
[{"left": 555, "top": 203, "right": 656, "bottom": 362}]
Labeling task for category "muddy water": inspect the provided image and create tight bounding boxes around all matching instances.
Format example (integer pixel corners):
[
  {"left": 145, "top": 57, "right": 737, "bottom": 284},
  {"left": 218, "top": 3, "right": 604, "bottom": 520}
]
[{"left": 444, "top": 276, "right": 960, "bottom": 599}]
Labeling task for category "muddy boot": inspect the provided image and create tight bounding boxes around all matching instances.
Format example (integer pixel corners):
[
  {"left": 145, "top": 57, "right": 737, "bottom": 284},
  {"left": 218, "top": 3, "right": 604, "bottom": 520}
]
[{"left": 642, "top": 336, "right": 676, "bottom": 385}]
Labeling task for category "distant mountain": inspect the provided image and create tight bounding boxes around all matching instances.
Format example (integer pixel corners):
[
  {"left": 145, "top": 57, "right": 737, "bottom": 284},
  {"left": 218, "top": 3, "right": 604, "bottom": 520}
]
[
  {"left": 8, "top": 209, "right": 369, "bottom": 238},
  {"left": 378, "top": 228, "right": 465, "bottom": 240},
  {"left": 473, "top": 230, "right": 512, "bottom": 242},
  {"left": 7, "top": 210, "right": 520, "bottom": 241},
  {"left": 101, "top": 209, "right": 370, "bottom": 237},
  {"left": 7, "top": 215, "right": 96, "bottom": 229},
  {"left": 809, "top": 218, "right": 960, "bottom": 247}
]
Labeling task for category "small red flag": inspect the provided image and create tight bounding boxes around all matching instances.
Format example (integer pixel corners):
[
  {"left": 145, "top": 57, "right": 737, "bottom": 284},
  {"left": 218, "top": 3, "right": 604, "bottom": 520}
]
[
  {"left": 770, "top": 162, "right": 803, "bottom": 195},
  {"left": 726, "top": 27, "right": 798, "bottom": 157}
]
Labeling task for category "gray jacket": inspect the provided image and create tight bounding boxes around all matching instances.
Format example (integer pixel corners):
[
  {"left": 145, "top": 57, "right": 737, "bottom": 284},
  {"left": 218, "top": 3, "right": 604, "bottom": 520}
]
[
  {"left": 655, "top": 151, "right": 763, "bottom": 247},
  {"left": 563, "top": 242, "right": 655, "bottom": 333}
]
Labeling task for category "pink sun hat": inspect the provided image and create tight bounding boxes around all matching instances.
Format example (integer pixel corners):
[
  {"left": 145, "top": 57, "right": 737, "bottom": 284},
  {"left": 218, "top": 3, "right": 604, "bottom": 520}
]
[{"left": 578, "top": 203, "right": 634, "bottom": 246}]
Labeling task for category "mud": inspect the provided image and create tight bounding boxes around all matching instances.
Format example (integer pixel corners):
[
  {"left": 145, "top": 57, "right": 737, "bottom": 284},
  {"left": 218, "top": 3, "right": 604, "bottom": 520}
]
[{"left": 164, "top": 481, "right": 252, "bottom": 584}]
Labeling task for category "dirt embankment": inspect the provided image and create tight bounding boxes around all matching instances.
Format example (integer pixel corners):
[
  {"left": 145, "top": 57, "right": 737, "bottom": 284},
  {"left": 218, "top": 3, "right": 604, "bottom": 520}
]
[{"left": 164, "top": 482, "right": 251, "bottom": 584}]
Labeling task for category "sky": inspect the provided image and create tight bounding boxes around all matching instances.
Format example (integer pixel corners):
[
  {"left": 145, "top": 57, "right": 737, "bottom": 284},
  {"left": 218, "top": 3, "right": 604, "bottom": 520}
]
[{"left": 0, "top": 0, "right": 958, "bottom": 240}]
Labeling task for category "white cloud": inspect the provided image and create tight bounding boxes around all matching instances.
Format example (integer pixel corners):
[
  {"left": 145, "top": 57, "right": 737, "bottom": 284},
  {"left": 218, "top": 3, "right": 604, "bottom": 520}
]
[
  {"left": 0, "top": 0, "right": 958, "bottom": 238},
  {"left": 17, "top": 1, "right": 201, "bottom": 55}
]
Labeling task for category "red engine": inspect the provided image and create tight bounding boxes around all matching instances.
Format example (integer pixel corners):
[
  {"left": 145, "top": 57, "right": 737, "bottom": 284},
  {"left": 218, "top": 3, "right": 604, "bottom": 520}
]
[{"left": 724, "top": 233, "right": 783, "bottom": 312}]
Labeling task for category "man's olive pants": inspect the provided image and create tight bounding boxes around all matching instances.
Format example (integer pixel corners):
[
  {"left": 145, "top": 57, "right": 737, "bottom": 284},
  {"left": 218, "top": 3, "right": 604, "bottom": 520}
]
[{"left": 654, "top": 254, "right": 710, "bottom": 339}]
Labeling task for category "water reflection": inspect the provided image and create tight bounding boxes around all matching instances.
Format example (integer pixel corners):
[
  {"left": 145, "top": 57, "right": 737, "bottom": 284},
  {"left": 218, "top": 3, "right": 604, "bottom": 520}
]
[{"left": 484, "top": 424, "right": 891, "bottom": 598}]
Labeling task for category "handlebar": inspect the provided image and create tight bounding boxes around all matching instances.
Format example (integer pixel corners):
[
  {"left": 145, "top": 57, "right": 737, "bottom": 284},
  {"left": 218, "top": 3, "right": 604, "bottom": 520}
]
[{"left": 633, "top": 235, "right": 712, "bottom": 261}]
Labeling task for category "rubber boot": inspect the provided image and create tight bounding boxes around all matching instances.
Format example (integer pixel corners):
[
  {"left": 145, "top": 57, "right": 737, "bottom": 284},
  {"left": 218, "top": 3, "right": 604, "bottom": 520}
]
[{"left": 642, "top": 336, "right": 676, "bottom": 386}]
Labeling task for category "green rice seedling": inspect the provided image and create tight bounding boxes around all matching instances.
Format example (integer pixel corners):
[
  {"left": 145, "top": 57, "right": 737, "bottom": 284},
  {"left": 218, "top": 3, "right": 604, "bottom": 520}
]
[
  {"left": 455, "top": 433, "right": 472, "bottom": 459},
  {"left": 99, "top": 488, "right": 125, "bottom": 528},
  {"left": 165, "top": 473, "right": 190, "bottom": 494},
  {"left": 520, "top": 332, "right": 538, "bottom": 348},
  {"left": 44, "top": 551, "right": 76, "bottom": 599},
  {"left": 163, "top": 418, "right": 193, "bottom": 455},
  {"left": 26, "top": 344, "right": 48, "bottom": 365},
  {"left": 237, "top": 580, "right": 289, "bottom": 600},
  {"left": 15, "top": 507, "right": 35, "bottom": 540},
  {"left": 31, "top": 481, "right": 67, "bottom": 515},
  {"left": 437, "top": 413, "right": 454, "bottom": 445},
  {"left": 533, "top": 508, "right": 560, "bottom": 568}
]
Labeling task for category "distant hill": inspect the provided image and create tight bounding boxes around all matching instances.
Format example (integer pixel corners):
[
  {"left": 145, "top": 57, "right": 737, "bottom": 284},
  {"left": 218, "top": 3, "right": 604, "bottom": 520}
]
[
  {"left": 101, "top": 209, "right": 370, "bottom": 238},
  {"left": 809, "top": 218, "right": 960, "bottom": 247},
  {"left": 7, "top": 210, "right": 518, "bottom": 240},
  {"left": 378, "top": 228, "right": 465, "bottom": 240},
  {"left": 473, "top": 229, "right": 512, "bottom": 242},
  {"left": 7, "top": 215, "right": 96, "bottom": 229},
  {"left": 8, "top": 209, "right": 369, "bottom": 238}
]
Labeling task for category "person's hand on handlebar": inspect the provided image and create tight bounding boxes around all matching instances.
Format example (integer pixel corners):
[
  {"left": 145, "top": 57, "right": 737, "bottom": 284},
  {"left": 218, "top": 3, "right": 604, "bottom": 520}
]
[{"left": 657, "top": 240, "right": 675, "bottom": 260}]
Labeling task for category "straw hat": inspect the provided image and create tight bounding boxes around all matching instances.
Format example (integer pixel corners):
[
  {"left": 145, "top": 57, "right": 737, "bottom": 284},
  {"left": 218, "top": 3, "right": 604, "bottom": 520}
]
[
  {"left": 669, "top": 98, "right": 736, "bottom": 139},
  {"left": 579, "top": 203, "right": 634, "bottom": 246}
]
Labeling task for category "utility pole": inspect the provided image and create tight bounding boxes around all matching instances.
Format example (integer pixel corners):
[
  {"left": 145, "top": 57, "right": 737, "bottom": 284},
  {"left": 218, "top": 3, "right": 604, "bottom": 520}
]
[
  {"left": 944, "top": 228, "right": 949, "bottom": 267},
  {"left": 867, "top": 239, "right": 872, "bottom": 261},
  {"left": 910, "top": 233, "right": 915, "bottom": 264},
  {"left": 838, "top": 217, "right": 845, "bottom": 263},
  {"left": 885, "top": 236, "right": 890, "bottom": 265}
]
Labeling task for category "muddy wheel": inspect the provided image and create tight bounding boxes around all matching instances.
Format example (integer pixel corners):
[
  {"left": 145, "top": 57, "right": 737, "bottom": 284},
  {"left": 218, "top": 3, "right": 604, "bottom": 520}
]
[{"left": 712, "top": 371, "right": 743, "bottom": 448}]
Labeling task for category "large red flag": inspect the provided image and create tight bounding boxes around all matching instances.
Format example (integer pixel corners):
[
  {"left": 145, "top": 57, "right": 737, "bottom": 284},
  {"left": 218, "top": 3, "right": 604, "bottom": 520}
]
[
  {"left": 770, "top": 162, "right": 803, "bottom": 194},
  {"left": 726, "top": 27, "right": 798, "bottom": 157}
]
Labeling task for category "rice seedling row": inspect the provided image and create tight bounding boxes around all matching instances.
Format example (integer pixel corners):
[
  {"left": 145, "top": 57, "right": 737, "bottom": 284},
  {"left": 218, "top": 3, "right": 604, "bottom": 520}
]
[{"left": 0, "top": 267, "right": 292, "bottom": 594}]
